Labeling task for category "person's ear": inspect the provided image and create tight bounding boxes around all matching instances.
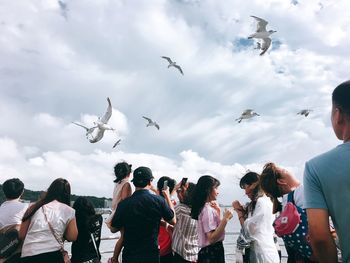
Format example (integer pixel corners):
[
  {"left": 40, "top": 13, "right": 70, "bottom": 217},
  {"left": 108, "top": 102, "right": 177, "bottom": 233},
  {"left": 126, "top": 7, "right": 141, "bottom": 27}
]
[
  {"left": 335, "top": 108, "right": 345, "bottom": 125},
  {"left": 277, "top": 178, "right": 287, "bottom": 186}
]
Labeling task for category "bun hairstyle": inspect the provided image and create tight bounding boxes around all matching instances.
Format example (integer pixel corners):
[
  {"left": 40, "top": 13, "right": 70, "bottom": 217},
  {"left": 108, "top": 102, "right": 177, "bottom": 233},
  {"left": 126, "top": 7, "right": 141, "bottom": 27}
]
[{"left": 114, "top": 162, "right": 132, "bottom": 184}]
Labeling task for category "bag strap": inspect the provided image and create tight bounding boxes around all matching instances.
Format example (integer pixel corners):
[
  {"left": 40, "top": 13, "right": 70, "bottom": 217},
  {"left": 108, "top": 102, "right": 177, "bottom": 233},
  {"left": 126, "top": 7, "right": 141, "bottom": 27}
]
[
  {"left": 42, "top": 207, "right": 64, "bottom": 249},
  {"left": 90, "top": 233, "right": 100, "bottom": 260},
  {"left": 287, "top": 191, "right": 295, "bottom": 204}
]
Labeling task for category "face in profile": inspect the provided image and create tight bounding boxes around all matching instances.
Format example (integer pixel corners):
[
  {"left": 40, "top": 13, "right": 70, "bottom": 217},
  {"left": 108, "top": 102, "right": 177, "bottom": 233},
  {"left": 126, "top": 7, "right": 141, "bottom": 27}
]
[{"left": 209, "top": 186, "right": 219, "bottom": 201}]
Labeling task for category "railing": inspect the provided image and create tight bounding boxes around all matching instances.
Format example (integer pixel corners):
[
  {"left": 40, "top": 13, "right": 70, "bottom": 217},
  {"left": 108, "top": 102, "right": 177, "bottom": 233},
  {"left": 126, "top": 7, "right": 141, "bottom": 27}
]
[{"left": 97, "top": 232, "right": 289, "bottom": 262}]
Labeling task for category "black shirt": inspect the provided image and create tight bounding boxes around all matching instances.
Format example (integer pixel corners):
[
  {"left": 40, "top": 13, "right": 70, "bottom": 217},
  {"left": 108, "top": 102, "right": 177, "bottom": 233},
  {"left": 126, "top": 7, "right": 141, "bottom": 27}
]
[
  {"left": 111, "top": 189, "right": 174, "bottom": 256},
  {"left": 71, "top": 214, "right": 103, "bottom": 263}
]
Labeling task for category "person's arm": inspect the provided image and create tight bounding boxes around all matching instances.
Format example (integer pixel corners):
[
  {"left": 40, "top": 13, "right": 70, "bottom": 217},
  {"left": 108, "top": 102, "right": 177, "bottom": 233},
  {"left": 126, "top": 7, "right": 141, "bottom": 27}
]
[
  {"left": 206, "top": 209, "right": 233, "bottom": 244},
  {"left": 162, "top": 188, "right": 176, "bottom": 225},
  {"left": 64, "top": 218, "right": 78, "bottom": 241},
  {"left": 120, "top": 182, "right": 132, "bottom": 201},
  {"left": 307, "top": 208, "right": 337, "bottom": 263},
  {"left": 19, "top": 219, "right": 30, "bottom": 240}
]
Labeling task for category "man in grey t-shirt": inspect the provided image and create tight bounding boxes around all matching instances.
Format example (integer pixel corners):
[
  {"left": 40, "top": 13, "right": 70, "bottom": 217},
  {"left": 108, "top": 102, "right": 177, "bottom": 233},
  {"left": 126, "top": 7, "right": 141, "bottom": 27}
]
[{"left": 304, "top": 80, "right": 350, "bottom": 263}]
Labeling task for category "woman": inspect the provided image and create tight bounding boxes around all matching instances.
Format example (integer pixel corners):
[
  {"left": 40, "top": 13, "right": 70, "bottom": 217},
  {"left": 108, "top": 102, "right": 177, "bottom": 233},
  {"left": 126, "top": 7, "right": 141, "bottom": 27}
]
[
  {"left": 71, "top": 197, "right": 103, "bottom": 263},
  {"left": 157, "top": 176, "right": 177, "bottom": 263},
  {"left": 232, "top": 172, "right": 279, "bottom": 263},
  {"left": 20, "top": 178, "right": 78, "bottom": 263},
  {"left": 191, "top": 175, "right": 233, "bottom": 263},
  {"left": 260, "top": 162, "right": 316, "bottom": 263},
  {"left": 106, "top": 162, "right": 132, "bottom": 263},
  {"left": 172, "top": 181, "right": 199, "bottom": 263}
]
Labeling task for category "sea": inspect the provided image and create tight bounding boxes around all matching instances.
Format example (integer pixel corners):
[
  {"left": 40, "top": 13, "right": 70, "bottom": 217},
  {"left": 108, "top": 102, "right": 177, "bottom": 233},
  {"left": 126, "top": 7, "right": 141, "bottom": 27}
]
[{"left": 65, "top": 214, "right": 288, "bottom": 263}]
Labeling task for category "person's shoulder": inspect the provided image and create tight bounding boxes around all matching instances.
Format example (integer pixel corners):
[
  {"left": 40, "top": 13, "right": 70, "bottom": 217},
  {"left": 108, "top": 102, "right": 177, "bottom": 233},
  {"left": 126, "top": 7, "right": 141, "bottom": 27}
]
[{"left": 307, "top": 144, "right": 345, "bottom": 165}]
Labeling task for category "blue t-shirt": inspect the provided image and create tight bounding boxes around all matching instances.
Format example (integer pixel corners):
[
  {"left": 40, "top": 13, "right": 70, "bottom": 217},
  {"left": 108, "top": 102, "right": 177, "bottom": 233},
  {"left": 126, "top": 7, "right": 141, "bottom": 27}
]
[
  {"left": 303, "top": 141, "right": 350, "bottom": 262},
  {"left": 111, "top": 189, "right": 174, "bottom": 257}
]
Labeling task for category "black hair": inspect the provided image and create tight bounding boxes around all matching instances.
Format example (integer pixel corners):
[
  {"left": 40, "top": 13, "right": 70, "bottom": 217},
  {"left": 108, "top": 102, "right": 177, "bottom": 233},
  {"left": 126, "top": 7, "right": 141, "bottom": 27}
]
[
  {"left": 3, "top": 178, "right": 24, "bottom": 199},
  {"left": 191, "top": 175, "right": 220, "bottom": 220},
  {"left": 239, "top": 171, "right": 263, "bottom": 214},
  {"left": 73, "top": 197, "right": 96, "bottom": 230},
  {"left": 22, "top": 178, "right": 71, "bottom": 222},
  {"left": 113, "top": 162, "right": 132, "bottom": 184},
  {"left": 157, "top": 176, "right": 176, "bottom": 198},
  {"left": 332, "top": 80, "right": 350, "bottom": 118},
  {"left": 182, "top": 182, "right": 196, "bottom": 207}
]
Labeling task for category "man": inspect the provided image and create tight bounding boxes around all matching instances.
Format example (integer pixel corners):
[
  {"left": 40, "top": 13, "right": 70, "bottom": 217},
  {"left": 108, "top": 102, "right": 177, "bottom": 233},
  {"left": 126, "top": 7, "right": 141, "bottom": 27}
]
[
  {"left": 111, "top": 166, "right": 176, "bottom": 263},
  {"left": 304, "top": 80, "right": 350, "bottom": 263},
  {"left": 0, "top": 178, "right": 28, "bottom": 263}
]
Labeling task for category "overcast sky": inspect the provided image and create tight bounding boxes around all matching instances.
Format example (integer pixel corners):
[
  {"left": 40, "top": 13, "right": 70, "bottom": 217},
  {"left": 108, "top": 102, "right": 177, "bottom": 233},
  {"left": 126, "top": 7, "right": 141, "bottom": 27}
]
[{"left": 1, "top": 0, "right": 349, "bottom": 205}]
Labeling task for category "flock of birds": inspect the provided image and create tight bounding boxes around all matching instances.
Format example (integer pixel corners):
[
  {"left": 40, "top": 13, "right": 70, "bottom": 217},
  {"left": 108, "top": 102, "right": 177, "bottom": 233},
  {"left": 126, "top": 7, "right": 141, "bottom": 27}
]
[{"left": 71, "top": 16, "right": 312, "bottom": 147}]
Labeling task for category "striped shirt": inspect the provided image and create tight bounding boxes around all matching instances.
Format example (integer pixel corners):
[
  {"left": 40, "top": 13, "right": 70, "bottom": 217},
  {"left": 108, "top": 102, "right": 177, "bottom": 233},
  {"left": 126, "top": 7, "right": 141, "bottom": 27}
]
[{"left": 172, "top": 203, "right": 199, "bottom": 261}]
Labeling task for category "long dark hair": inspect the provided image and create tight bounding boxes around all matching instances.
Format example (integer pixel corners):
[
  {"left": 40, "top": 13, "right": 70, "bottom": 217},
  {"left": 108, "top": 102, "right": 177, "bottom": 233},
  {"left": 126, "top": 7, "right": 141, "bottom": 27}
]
[
  {"left": 182, "top": 182, "right": 196, "bottom": 207},
  {"left": 113, "top": 162, "right": 132, "bottom": 184},
  {"left": 73, "top": 197, "right": 96, "bottom": 230},
  {"left": 191, "top": 175, "right": 220, "bottom": 220},
  {"left": 22, "top": 178, "right": 71, "bottom": 221},
  {"left": 240, "top": 171, "right": 264, "bottom": 214},
  {"left": 260, "top": 162, "right": 284, "bottom": 213}
]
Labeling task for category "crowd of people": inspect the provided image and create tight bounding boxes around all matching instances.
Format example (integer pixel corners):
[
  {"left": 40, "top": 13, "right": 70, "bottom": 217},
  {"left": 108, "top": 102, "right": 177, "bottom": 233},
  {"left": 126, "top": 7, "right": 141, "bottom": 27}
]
[{"left": 0, "top": 80, "right": 349, "bottom": 263}]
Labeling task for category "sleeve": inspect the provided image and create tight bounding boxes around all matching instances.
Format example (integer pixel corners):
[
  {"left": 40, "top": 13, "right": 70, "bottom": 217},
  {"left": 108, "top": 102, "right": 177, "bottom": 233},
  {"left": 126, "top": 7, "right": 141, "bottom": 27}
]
[
  {"left": 161, "top": 198, "right": 174, "bottom": 222},
  {"left": 303, "top": 161, "right": 328, "bottom": 209},
  {"left": 243, "top": 197, "right": 271, "bottom": 239},
  {"left": 201, "top": 206, "right": 217, "bottom": 234},
  {"left": 111, "top": 201, "right": 125, "bottom": 230},
  {"left": 65, "top": 206, "right": 76, "bottom": 224}
]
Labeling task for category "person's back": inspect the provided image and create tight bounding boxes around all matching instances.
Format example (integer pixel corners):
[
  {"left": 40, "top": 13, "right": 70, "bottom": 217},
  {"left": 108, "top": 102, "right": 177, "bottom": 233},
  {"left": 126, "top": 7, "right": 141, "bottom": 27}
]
[
  {"left": 304, "top": 80, "right": 350, "bottom": 262},
  {"left": 71, "top": 197, "right": 102, "bottom": 263}
]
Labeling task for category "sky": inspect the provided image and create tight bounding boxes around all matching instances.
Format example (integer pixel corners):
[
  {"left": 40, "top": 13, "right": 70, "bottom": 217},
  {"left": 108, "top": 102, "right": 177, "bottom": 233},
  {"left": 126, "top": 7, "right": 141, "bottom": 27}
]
[{"left": 1, "top": 0, "right": 349, "bottom": 205}]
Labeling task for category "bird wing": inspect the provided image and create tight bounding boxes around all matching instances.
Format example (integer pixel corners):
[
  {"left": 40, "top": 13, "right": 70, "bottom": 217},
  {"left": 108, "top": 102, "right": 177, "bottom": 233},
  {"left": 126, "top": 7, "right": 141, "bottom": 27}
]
[
  {"left": 142, "top": 116, "right": 152, "bottom": 123},
  {"left": 100, "top": 97, "right": 112, "bottom": 124},
  {"left": 259, "top": 38, "right": 271, "bottom": 56},
  {"left": 89, "top": 129, "right": 105, "bottom": 143},
  {"left": 155, "top": 123, "right": 160, "bottom": 130},
  {"left": 174, "top": 65, "right": 184, "bottom": 75},
  {"left": 251, "top": 15, "right": 268, "bottom": 32},
  {"left": 161, "top": 56, "right": 173, "bottom": 64},
  {"left": 72, "top": 122, "right": 89, "bottom": 131},
  {"left": 305, "top": 112, "right": 309, "bottom": 117}
]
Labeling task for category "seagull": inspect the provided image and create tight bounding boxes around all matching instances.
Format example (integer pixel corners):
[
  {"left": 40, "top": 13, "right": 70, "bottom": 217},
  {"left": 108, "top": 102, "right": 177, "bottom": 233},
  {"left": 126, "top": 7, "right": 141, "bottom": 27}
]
[
  {"left": 161, "top": 56, "right": 184, "bottom": 75},
  {"left": 113, "top": 139, "right": 121, "bottom": 148},
  {"left": 297, "top": 109, "right": 313, "bottom": 117},
  {"left": 72, "top": 122, "right": 97, "bottom": 140},
  {"left": 142, "top": 116, "right": 160, "bottom": 130},
  {"left": 73, "top": 97, "right": 115, "bottom": 143},
  {"left": 235, "top": 109, "right": 260, "bottom": 123},
  {"left": 248, "top": 16, "right": 276, "bottom": 56}
]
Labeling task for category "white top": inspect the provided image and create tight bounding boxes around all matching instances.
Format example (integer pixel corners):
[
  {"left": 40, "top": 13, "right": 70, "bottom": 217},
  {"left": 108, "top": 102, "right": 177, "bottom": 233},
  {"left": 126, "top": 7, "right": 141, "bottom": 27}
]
[
  {"left": 21, "top": 200, "right": 75, "bottom": 257},
  {"left": 0, "top": 199, "right": 28, "bottom": 229},
  {"left": 282, "top": 185, "right": 304, "bottom": 208},
  {"left": 243, "top": 195, "right": 279, "bottom": 263},
  {"left": 111, "top": 178, "right": 130, "bottom": 210}
]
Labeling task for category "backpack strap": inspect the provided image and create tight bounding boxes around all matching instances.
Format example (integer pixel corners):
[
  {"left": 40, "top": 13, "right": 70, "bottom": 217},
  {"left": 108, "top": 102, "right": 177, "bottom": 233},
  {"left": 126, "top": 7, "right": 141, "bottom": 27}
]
[{"left": 287, "top": 191, "right": 295, "bottom": 204}]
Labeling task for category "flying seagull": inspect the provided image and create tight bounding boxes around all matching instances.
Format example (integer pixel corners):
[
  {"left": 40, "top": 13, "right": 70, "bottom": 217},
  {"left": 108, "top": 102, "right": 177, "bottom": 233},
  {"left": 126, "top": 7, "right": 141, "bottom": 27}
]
[
  {"left": 248, "top": 16, "right": 276, "bottom": 56},
  {"left": 235, "top": 109, "right": 260, "bottom": 123},
  {"left": 113, "top": 139, "right": 121, "bottom": 148},
  {"left": 72, "top": 122, "right": 97, "bottom": 140},
  {"left": 142, "top": 116, "right": 160, "bottom": 130},
  {"left": 297, "top": 109, "right": 313, "bottom": 117},
  {"left": 58, "top": 0, "right": 68, "bottom": 20},
  {"left": 73, "top": 97, "right": 115, "bottom": 143},
  {"left": 161, "top": 56, "right": 184, "bottom": 75}
]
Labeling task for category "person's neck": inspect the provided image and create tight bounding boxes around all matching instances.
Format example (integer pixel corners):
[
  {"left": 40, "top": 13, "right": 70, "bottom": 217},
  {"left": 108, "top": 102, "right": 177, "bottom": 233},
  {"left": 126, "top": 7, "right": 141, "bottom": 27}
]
[{"left": 135, "top": 186, "right": 150, "bottom": 191}]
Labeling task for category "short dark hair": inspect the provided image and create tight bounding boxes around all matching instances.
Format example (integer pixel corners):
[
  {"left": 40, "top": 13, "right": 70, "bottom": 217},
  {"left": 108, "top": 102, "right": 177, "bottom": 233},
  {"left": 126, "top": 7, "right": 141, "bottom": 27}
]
[
  {"left": 332, "top": 80, "right": 350, "bottom": 117},
  {"left": 157, "top": 176, "right": 176, "bottom": 198},
  {"left": 113, "top": 162, "right": 132, "bottom": 184},
  {"left": 239, "top": 171, "right": 259, "bottom": 189},
  {"left": 3, "top": 178, "right": 24, "bottom": 199}
]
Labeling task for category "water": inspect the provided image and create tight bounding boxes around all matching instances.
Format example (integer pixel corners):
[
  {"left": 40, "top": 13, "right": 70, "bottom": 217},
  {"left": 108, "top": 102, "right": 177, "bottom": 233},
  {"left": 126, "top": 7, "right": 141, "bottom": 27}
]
[{"left": 66, "top": 215, "right": 288, "bottom": 262}]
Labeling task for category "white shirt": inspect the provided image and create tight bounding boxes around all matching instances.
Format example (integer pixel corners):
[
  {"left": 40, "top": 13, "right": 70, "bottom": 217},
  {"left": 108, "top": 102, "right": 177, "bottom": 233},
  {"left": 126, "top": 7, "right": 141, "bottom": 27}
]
[
  {"left": 21, "top": 200, "right": 75, "bottom": 257},
  {"left": 243, "top": 195, "right": 279, "bottom": 263},
  {"left": 0, "top": 199, "right": 28, "bottom": 229}
]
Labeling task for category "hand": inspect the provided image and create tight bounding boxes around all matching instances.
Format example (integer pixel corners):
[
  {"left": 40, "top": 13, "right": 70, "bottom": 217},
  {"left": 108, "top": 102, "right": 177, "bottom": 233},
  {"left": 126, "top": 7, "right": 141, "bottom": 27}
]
[
  {"left": 232, "top": 200, "right": 243, "bottom": 211},
  {"left": 223, "top": 208, "right": 233, "bottom": 221},
  {"left": 162, "top": 187, "right": 170, "bottom": 198},
  {"left": 210, "top": 201, "right": 221, "bottom": 216}
]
